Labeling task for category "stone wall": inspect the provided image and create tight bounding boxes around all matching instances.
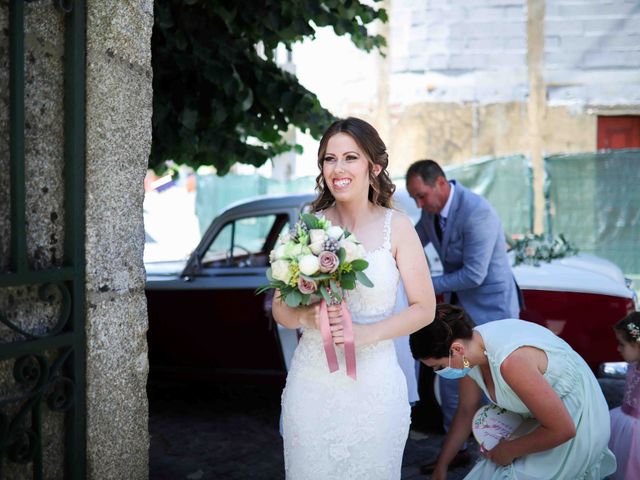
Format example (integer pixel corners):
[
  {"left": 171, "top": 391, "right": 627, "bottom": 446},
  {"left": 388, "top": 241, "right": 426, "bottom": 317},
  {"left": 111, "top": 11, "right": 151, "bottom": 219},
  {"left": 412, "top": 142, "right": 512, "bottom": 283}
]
[{"left": 0, "top": 0, "right": 152, "bottom": 478}]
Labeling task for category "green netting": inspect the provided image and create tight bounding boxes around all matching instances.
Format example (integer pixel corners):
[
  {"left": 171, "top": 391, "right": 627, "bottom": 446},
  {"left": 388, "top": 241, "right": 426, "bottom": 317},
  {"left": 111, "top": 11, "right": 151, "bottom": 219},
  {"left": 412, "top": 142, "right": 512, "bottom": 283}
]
[
  {"left": 443, "top": 155, "right": 532, "bottom": 236},
  {"left": 545, "top": 149, "right": 640, "bottom": 277},
  {"left": 195, "top": 173, "right": 315, "bottom": 234},
  {"left": 394, "top": 155, "right": 532, "bottom": 235}
]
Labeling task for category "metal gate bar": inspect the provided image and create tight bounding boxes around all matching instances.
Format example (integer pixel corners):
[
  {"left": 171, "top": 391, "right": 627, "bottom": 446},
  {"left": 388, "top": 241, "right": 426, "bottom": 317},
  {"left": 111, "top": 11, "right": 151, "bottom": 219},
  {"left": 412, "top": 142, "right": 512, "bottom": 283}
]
[{"left": 2, "top": 1, "right": 86, "bottom": 478}]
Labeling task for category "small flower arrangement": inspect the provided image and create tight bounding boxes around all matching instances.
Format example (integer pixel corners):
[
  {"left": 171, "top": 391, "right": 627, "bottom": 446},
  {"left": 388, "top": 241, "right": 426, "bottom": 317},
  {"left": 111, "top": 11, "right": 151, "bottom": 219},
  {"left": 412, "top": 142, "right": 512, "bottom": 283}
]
[
  {"left": 509, "top": 233, "right": 579, "bottom": 267},
  {"left": 257, "top": 213, "right": 373, "bottom": 307},
  {"left": 627, "top": 322, "right": 640, "bottom": 343}
]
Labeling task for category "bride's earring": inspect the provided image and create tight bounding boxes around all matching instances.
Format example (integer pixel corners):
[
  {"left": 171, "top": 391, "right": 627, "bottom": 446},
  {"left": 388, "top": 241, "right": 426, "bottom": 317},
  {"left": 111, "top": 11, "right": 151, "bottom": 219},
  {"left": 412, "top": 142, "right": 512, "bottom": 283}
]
[{"left": 463, "top": 356, "right": 470, "bottom": 368}]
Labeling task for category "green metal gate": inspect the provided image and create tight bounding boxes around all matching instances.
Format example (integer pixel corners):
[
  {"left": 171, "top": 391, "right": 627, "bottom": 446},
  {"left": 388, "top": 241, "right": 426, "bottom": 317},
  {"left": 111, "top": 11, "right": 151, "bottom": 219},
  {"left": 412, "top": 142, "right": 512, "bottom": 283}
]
[{"left": 1, "top": 1, "right": 86, "bottom": 478}]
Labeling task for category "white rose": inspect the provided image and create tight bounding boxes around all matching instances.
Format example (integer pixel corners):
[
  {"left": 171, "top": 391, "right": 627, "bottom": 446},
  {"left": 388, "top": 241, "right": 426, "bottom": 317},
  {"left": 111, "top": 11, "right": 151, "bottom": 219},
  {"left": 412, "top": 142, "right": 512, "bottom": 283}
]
[
  {"left": 279, "top": 232, "right": 291, "bottom": 244},
  {"left": 309, "top": 241, "right": 324, "bottom": 255},
  {"left": 283, "top": 242, "right": 304, "bottom": 259},
  {"left": 339, "top": 239, "right": 359, "bottom": 263},
  {"left": 298, "top": 254, "right": 320, "bottom": 276},
  {"left": 272, "top": 244, "right": 286, "bottom": 260},
  {"left": 271, "top": 260, "right": 292, "bottom": 284},
  {"left": 309, "top": 229, "right": 326, "bottom": 245},
  {"left": 326, "top": 225, "right": 344, "bottom": 240},
  {"left": 344, "top": 233, "right": 358, "bottom": 243}
]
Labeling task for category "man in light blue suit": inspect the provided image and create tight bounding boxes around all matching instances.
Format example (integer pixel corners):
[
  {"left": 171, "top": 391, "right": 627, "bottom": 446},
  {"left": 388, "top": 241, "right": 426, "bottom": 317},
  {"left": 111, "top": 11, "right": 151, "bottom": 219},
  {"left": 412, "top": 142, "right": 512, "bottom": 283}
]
[{"left": 406, "top": 159, "right": 521, "bottom": 474}]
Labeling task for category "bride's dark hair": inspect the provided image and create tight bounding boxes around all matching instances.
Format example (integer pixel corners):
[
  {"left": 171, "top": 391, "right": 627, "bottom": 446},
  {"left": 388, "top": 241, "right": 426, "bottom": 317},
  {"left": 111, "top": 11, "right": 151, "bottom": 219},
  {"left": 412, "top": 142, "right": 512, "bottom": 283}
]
[
  {"left": 311, "top": 117, "right": 396, "bottom": 212},
  {"left": 409, "top": 304, "right": 475, "bottom": 360}
]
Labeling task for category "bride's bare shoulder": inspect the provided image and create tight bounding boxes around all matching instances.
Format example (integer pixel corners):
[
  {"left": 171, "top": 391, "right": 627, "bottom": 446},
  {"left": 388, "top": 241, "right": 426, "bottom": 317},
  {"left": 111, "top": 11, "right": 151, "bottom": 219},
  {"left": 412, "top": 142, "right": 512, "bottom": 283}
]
[{"left": 389, "top": 209, "right": 414, "bottom": 231}]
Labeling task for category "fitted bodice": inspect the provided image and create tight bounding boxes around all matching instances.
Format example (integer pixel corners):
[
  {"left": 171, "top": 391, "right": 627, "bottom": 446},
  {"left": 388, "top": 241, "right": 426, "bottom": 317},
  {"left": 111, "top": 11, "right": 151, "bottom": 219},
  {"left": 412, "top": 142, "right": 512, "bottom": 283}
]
[
  {"left": 469, "top": 319, "right": 597, "bottom": 416},
  {"left": 344, "top": 209, "right": 399, "bottom": 324}
]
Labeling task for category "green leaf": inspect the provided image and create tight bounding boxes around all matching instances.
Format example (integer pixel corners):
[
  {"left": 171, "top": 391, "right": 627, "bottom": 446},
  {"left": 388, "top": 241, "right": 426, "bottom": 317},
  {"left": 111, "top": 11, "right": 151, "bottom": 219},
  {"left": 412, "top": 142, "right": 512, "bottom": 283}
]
[
  {"left": 300, "top": 213, "right": 320, "bottom": 229},
  {"left": 329, "top": 280, "right": 342, "bottom": 302},
  {"left": 284, "top": 290, "right": 302, "bottom": 308},
  {"left": 300, "top": 293, "right": 311, "bottom": 305},
  {"left": 349, "top": 259, "right": 368, "bottom": 271},
  {"left": 319, "top": 286, "right": 332, "bottom": 304},
  {"left": 179, "top": 108, "right": 198, "bottom": 130},
  {"left": 341, "top": 272, "right": 356, "bottom": 290},
  {"left": 337, "top": 247, "right": 346, "bottom": 264},
  {"left": 355, "top": 271, "right": 374, "bottom": 288},
  {"left": 301, "top": 273, "right": 332, "bottom": 281},
  {"left": 254, "top": 285, "right": 272, "bottom": 295}
]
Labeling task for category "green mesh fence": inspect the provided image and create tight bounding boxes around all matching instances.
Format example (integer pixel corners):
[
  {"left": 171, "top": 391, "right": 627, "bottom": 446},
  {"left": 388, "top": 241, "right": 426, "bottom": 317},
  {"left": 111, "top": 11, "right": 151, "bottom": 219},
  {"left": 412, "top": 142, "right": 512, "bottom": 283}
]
[
  {"left": 545, "top": 149, "right": 640, "bottom": 278},
  {"left": 394, "top": 154, "right": 533, "bottom": 236},
  {"left": 444, "top": 155, "right": 532, "bottom": 236}
]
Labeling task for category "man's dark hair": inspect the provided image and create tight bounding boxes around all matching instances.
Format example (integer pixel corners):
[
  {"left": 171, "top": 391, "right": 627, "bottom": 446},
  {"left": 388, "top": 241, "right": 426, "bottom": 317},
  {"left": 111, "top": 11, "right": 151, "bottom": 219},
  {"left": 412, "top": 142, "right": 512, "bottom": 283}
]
[
  {"left": 409, "top": 304, "right": 475, "bottom": 360},
  {"left": 406, "top": 159, "right": 447, "bottom": 186}
]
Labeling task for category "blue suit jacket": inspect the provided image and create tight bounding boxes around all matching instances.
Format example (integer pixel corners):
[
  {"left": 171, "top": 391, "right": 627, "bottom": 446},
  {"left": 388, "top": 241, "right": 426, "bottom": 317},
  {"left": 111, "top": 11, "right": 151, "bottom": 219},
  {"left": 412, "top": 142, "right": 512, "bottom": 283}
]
[{"left": 415, "top": 181, "right": 520, "bottom": 325}]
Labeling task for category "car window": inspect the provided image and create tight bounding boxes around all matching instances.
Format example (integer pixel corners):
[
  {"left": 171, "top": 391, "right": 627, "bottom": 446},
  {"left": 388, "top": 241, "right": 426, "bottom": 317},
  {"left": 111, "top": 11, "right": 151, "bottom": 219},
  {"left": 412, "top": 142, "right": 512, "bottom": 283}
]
[
  {"left": 204, "top": 221, "right": 233, "bottom": 263},
  {"left": 202, "top": 213, "right": 287, "bottom": 267}
]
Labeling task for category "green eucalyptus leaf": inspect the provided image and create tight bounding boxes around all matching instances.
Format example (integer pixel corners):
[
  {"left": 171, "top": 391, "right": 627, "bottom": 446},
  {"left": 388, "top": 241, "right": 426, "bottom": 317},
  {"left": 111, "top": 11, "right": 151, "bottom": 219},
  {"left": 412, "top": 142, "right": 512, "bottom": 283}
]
[
  {"left": 318, "top": 286, "right": 330, "bottom": 304},
  {"left": 284, "top": 290, "right": 302, "bottom": 308},
  {"left": 341, "top": 272, "right": 356, "bottom": 290},
  {"left": 350, "top": 259, "right": 368, "bottom": 271},
  {"left": 355, "top": 271, "right": 374, "bottom": 288},
  {"left": 300, "top": 213, "right": 320, "bottom": 229}
]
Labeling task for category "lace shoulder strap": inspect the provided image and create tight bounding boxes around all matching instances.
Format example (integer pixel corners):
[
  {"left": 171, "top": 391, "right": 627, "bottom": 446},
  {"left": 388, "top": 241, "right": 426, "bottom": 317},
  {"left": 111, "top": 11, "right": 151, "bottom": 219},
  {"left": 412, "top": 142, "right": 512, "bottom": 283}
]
[{"left": 383, "top": 208, "right": 393, "bottom": 250}]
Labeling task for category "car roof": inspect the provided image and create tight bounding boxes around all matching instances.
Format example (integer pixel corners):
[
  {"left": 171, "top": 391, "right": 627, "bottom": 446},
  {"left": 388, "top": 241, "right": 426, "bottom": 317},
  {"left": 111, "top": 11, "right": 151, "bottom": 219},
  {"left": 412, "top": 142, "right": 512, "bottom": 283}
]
[
  {"left": 218, "top": 189, "right": 420, "bottom": 220},
  {"left": 220, "top": 192, "right": 316, "bottom": 216}
]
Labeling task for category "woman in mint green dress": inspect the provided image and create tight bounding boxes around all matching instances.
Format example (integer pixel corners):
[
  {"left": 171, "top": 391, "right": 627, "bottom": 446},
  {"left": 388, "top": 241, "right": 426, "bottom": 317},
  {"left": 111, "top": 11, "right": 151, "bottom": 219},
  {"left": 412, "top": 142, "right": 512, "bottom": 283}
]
[{"left": 410, "top": 305, "right": 616, "bottom": 480}]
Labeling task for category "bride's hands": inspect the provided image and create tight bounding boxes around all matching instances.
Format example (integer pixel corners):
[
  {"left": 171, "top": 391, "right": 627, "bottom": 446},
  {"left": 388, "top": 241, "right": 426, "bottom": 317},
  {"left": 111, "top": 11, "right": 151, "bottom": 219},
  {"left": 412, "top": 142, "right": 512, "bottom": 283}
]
[
  {"left": 297, "top": 303, "right": 321, "bottom": 329},
  {"left": 330, "top": 305, "right": 374, "bottom": 347},
  {"left": 327, "top": 303, "right": 343, "bottom": 341}
]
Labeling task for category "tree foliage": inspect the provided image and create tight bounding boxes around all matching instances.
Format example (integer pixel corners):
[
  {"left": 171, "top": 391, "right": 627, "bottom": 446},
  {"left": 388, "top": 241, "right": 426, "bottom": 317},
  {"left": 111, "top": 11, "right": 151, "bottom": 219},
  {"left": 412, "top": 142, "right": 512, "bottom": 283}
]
[{"left": 151, "top": 0, "right": 387, "bottom": 175}]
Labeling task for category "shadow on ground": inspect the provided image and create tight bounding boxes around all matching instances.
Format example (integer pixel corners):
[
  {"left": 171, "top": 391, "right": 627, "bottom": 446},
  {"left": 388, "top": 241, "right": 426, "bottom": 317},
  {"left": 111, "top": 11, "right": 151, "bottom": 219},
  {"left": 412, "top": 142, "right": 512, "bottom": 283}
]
[{"left": 148, "top": 382, "right": 479, "bottom": 480}]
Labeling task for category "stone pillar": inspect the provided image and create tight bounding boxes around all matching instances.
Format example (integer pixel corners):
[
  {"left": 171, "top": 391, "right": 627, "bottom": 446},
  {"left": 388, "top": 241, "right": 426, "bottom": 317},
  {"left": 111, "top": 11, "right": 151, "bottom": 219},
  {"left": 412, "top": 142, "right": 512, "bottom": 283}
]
[
  {"left": 84, "top": 1, "right": 152, "bottom": 478},
  {"left": 527, "top": 0, "right": 546, "bottom": 234}
]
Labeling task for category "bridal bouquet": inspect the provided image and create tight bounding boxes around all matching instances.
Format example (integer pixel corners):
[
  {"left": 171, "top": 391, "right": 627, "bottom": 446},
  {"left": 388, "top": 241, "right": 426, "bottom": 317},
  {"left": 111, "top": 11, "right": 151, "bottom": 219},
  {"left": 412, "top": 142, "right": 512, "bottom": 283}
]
[
  {"left": 257, "top": 213, "right": 373, "bottom": 380},
  {"left": 257, "top": 213, "right": 373, "bottom": 307}
]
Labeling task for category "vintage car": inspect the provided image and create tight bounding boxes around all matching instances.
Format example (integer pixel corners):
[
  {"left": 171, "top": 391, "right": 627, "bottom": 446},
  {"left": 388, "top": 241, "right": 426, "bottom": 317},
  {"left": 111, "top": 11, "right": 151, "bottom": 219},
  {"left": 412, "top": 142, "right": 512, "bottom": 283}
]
[{"left": 145, "top": 191, "right": 638, "bottom": 384}]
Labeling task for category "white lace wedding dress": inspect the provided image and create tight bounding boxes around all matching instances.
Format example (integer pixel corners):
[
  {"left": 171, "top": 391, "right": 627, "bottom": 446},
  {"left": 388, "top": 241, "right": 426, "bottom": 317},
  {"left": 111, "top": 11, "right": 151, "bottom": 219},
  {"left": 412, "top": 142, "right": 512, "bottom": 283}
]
[{"left": 281, "top": 209, "right": 410, "bottom": 479}]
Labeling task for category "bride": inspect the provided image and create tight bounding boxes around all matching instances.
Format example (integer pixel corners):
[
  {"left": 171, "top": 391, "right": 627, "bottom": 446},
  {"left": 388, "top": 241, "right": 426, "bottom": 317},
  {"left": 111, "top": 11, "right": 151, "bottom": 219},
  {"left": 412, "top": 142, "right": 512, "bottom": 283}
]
[{"left": 272, "top": 117, "right": 436, "bottom": 479}]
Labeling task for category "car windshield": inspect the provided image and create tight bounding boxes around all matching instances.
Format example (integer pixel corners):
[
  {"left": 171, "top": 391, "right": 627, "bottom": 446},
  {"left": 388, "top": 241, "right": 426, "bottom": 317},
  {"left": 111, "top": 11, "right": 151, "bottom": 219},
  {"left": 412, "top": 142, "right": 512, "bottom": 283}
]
[{"left": 202, "top": 213, "right": 288, "bottom": 267}]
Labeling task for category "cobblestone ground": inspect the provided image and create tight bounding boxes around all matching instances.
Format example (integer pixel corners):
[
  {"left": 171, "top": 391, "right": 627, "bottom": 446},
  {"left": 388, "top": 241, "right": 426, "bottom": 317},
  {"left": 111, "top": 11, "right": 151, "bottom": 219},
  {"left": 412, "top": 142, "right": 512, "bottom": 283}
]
[
  {"left": 149, "top": 382, "right": 479, "bottom": 480},
  {"left": 149, "top": 378, "right": 624, "bottom": 480}
]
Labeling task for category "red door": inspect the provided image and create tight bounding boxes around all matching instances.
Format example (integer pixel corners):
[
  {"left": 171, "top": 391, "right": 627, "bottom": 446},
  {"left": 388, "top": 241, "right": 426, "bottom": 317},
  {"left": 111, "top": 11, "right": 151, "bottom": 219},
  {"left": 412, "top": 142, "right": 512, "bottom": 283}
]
[{"left": 597, "top": 115, "right": 640, "bottom": 149}]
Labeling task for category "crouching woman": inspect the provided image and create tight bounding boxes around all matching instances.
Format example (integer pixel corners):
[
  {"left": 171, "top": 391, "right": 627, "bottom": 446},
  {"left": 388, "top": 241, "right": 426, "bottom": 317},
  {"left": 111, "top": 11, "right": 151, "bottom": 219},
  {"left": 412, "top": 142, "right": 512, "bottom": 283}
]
[{"left": 410, "top": 304, "right": 616, "bottom": 480}]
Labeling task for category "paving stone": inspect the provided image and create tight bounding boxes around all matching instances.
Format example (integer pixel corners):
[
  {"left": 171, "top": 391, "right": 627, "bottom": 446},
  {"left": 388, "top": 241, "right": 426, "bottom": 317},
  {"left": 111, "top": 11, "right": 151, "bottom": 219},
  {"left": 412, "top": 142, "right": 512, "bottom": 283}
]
[{"left": 149, "top": 382, "right": 478, "bottom": 480}]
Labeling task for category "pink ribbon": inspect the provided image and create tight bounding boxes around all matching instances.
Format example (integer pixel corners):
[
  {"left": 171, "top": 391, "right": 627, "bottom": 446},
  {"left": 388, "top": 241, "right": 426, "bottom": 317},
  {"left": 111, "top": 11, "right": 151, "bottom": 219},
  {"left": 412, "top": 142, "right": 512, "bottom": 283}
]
[{"left": 319, "top": 299, "right": 357, "bottom": 380}]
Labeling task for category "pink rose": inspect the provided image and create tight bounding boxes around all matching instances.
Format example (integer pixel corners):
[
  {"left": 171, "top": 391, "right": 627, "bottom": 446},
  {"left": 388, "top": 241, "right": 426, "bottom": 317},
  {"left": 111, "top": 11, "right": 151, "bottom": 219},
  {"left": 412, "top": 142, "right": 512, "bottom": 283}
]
[
  {"left": 297, "top": 276, "right": 318, "bottom": 295},
  {"left": 318, "top": 251, "right": 339, "bottom": 273}
]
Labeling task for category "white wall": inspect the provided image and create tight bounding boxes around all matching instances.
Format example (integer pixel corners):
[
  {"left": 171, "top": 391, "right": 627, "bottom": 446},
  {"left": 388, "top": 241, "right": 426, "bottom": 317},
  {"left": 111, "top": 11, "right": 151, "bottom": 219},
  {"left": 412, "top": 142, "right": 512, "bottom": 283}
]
[
  {"left": 389, "top": 0, "right": 529, "bottom": 104},
  {"left": 544, "top": 0, "right": 640, "bottom": 108}
]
